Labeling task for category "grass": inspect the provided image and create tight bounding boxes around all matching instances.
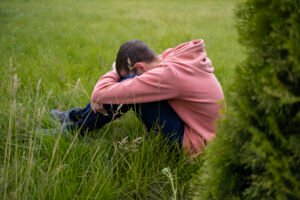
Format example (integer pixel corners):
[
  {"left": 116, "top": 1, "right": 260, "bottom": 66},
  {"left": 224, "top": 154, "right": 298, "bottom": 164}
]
[{"left": 0, "top": 0, "right": 243, "bottom": 199}]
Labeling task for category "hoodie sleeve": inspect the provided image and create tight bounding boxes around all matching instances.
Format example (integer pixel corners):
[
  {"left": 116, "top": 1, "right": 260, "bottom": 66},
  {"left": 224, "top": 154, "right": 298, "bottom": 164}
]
[{"left": 91, "top": 65, "right": 180, "bottom": 105}]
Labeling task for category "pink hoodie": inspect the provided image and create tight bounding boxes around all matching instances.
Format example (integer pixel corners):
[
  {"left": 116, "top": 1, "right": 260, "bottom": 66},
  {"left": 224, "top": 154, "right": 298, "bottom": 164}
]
[{"left": 92, "top": 39, "right": 224, "bottom": 155}]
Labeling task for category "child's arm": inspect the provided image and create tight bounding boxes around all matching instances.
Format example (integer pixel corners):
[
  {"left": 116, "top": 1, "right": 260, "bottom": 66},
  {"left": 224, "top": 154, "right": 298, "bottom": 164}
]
[{"left": 91, "top": 65, "right": 180, "bottom": 107}]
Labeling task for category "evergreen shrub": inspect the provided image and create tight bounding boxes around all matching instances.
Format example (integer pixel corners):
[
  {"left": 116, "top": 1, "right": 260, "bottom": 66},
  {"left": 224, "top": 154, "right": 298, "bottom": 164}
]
[{"left": 195, "top": 0, "right": 300, "bottom": 199}]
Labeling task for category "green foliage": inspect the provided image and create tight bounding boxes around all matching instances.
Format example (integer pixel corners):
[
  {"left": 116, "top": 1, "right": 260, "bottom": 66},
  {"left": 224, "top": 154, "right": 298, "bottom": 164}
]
[
  {"left": 196, "top": 0, "right": 300, "bottom": 199},
  {"left": 0, "top": 0, "right": 240, "bottom": 199}
]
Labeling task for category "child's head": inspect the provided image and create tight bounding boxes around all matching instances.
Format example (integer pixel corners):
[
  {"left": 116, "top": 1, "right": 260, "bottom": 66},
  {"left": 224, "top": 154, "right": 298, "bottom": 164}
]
[{"left": 115, "top": 40, "right": 157, "bottom": 77}]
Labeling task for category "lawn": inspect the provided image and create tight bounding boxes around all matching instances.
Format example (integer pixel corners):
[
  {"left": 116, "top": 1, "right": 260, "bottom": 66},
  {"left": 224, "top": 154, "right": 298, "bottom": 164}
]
[{"left": 0, "top": 0, "right": 243, "bottom": 199}]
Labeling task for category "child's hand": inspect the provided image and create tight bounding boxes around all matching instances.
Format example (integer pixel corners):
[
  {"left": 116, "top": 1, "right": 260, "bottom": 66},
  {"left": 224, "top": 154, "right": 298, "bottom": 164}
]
[{"left": 91, "top": 102, "right": 107, "bottom": 114}]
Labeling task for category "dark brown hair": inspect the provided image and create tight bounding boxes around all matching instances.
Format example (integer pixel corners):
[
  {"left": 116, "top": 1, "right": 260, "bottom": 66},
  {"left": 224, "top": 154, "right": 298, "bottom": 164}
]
[{"left": 115, "top": 40, "right": 157, "bottom": 75}]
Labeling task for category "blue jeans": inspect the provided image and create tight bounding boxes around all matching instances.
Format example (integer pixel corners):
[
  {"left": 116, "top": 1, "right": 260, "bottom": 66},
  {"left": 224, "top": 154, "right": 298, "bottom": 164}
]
[{"left": 66, "top": 75, "right": 184, "bottom": 146}]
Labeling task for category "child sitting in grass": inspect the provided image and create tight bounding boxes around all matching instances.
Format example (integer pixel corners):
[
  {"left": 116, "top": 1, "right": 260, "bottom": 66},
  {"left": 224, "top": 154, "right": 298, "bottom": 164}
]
[{"left": 51, "top": 39, "right": 224, "bottom": 156}]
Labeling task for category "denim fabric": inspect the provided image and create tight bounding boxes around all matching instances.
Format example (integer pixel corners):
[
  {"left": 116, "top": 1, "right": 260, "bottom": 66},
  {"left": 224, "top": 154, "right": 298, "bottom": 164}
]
[
  {"left": 66, "top": 103, "right": 121, "bottom": 135},
  {"left": 66, "top": 74, "right": 184, "bottom": 146}
]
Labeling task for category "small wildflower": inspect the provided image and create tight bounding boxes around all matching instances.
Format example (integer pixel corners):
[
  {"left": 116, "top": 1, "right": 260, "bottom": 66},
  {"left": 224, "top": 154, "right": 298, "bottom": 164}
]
[
  {"left": 162, "top": 167, "right": 177, "bottom": 200},
  {"left": 117, "top": 136, "right": 129, "bottom": 151},
  {"left": 116, "top": 136, "right": 143, "bottom": 152},
  {"left": 162, "top": 167, "right": 171, "bottom": 175}
]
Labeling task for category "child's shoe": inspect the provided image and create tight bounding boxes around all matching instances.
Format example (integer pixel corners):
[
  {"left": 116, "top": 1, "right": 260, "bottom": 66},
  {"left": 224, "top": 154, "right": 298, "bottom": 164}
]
[{"left": 51, "top": 109, "right": 70, "bottom": 124}]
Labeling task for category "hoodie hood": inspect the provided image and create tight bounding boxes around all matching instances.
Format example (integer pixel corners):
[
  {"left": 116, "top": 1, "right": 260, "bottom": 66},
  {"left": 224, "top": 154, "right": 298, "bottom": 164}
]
[{"left": 160, "top": 39, "right": 214, "bottom": 73}]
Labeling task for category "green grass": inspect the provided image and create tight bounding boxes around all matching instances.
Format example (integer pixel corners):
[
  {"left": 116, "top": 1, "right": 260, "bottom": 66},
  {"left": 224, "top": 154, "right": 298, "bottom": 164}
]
[{"left": 0, "top": 0, "right": 243, "bottom": 199}]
